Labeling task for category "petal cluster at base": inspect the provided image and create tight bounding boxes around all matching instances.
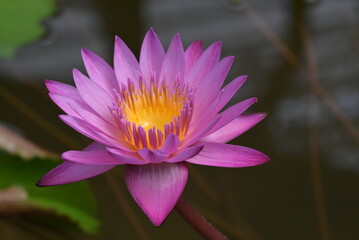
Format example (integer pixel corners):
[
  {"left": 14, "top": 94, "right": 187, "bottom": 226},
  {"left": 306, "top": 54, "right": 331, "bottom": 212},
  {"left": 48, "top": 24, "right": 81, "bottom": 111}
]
[{"left": 37, "top": 29, "right": 269, "bottom": 226}]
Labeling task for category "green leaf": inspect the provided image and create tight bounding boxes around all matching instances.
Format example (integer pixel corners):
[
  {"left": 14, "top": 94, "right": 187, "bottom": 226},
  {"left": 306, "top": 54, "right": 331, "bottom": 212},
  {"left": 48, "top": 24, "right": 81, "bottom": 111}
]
[
  {"left": 0, "top": 0, "right": 55, "bottom": 59},
  {"left": 0, "top": 151, "right": 100, "bottom": 234}
]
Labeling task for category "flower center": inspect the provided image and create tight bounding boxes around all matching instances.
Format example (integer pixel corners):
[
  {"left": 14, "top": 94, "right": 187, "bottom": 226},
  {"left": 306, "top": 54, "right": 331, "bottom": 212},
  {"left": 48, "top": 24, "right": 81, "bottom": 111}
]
[
  {"left": 120, "top": 82, "right": 186, "bottom": 133},
  {"left": 115, "top": 80, "right": 193, "bottom": 150}
]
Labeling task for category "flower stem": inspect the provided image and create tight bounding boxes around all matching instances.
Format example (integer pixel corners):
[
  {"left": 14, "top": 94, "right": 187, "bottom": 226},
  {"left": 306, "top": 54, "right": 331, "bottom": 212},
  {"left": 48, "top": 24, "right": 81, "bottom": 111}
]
[{"left": 175, "top": 197, "right": 228, "bottom": 240}]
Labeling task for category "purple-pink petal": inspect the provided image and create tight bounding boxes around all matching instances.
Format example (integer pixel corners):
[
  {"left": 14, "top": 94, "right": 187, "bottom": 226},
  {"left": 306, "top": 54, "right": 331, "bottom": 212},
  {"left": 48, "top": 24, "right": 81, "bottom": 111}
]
[
  {"left": 167, "top": 145, "right": 203, "bottom": 163},
  {"left": 125, "top": 162, "right": 188, "bottom": 226},
  {"left": 159, "top": 134, "right": 180, "bottom": 154},
  {"left": 186, "top": 41, "right": 221, "bottom": 86},
  {"left": 186, "top": 142, "right": 269, "bottom": 167},
  {"left": 59, "top": 115, "right": 125, "bottom": 149},
  {"left": 201, "top": 113, "right": 267, "bottom": 143},
  {"left": 140, "top": 28, "right": 165, "bottom": 83},
  {"left": 138, "top": 148, "right": 169, "bottom": 163},
  {"left": 72, "top": 69, "right": 115, "bottom": 123},
  {"left": 48, "top": 93, "right": 92, "bottom": 118},
  {"left": 159, "top": 33, "right": 185, "bottom": 86},
  {"left": 114, "top": 36, "right": 141, "bottom": 85},
  {"left": 207, "top": 97, "right": 257, "bottom": 135},
  {"left": 184, "top": 40, "right": 203, "bottom": 78},
  {"left": 192, "top": 56, "right": 234, "bottom": 118},
  {"left": 37, "top": 142, "right": 116, "bottom": 186},
  {"left": 106, "top": 147, "right": 148, "bottom": 165},
  {"left": 62, "top": 149, "right": 126, "bottom": 165},
  {"left": 37, "top": 162, "right": 116, "bottom": 186},
  {"left": 45, "top": 80, "right": 83, "bottom": 102},
  {"left": 214, "top": 75, "right": 248, "bottom": 113},
  {"left": 81, "top": 48, "right": 119, "bottom": 95}
]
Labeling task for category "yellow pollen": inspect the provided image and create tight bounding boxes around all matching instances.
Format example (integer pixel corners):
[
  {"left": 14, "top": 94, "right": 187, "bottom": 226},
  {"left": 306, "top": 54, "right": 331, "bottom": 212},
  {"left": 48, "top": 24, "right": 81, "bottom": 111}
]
[{"left": 120, "top": 83, "right": 186, "bottom": 133}]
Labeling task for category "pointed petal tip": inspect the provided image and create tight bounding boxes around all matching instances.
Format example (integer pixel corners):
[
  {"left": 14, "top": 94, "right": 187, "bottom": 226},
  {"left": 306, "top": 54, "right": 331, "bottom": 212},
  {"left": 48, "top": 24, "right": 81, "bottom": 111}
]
[
  {"left": 125, "top": 163, "right": 188, "bottom": 228},
  {"left": 149, "top": 215, "right": 167, "bottom": 226},
  {"left": 81, "top": 48, "right": 95, "bottom": 59},
  {"left": 226, "top": 55, "right": 235, "bottom": 62},
  {"left": 72, "top": 68, "right": 80, "bottom": 76},
  {"left": 213, "top": 41, "right": 222, "bottom": 47},
  {"left": 148, "top": 27, "right": 156, "bottom": 35},
  {"left": 239, "top": 75, "right": 248, "bottom": 80},
  {"left": 35, "top": 181, "right": 45, "bottom": 187}
]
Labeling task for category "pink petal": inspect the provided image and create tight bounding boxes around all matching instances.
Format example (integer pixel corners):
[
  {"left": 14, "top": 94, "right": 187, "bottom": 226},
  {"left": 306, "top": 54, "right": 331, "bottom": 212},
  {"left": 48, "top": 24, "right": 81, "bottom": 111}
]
[
  {"left": 81, "top": 48, "right": 119, "bottom": 95},
  {"left": 37, "top": 162, "right": 115, "bottom": 186},
  {"left": 125, "top": 162, "right": 188, "bottom": 226},
  {"left": 208, "top": 97, "right": 257, "bottom": 135},
  {"left": 49, "top": 93, "right": 93, "bottom": 118},
  {"left": 114, "top": 36, "right": 140, "bottom": 85},
  {"left": 215, "top": 75, "right": 248, "bottom": 112},
  {"left": 138, "top": 148, "right": 168, "bottom": 163},
  {"left": 37, "top": 142, "right": 116, "bottom": 186},
  {"left": 106, "top": 148, "right": 147, "bottom": 165},
  {"left": 139, "top": 28, "right": 165, "bottom": 84},
  {"left": 137, "top": 134, "right": 180, "bottom": 163},
  {"left": 181, "top": 116, "right": 221, "bottom": 148},
  {"left": 68, "top": 103, "right": 122, "bottom": 141},
  {"left": 186, "top": 42, "right": 221, "bottom": 86},
  {"left": 201, "top": 113, "right": 267, "bottom": 143},
  {"left": 45, "top": 80, "right": 83, "bottom": 102},
  {"left": 73, "top": 69, "right": 115, "bottom": 123},
  {"left": 62, "top": 149, "right": 132, "bottom": 165},
  {"left": 159, "top": 33, "right": 185, "bottom": 86},
  {"left": 184, "top": 40, "right": 203, "bottom": 78},
  {"left": 192, "top": 56, "right": 234, "bottom": 117},
  {"left": 59, "top": 115, "right": 126, "bottom": 149},
  {"left": 186, "top": 142, "right": 269, "bottom": 167},
  {"left": 167, "top": 145, "right": 203, "bottom": 163},
  {"left": 160, "top": 134, "right": 180, "bottom": 154}
]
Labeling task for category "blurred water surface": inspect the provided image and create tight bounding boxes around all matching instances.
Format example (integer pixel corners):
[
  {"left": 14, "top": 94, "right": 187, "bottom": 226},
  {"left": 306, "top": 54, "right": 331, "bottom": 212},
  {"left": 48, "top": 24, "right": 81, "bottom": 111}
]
[{"left": 0, "top": 0, "right": 358, "bottom": 239}]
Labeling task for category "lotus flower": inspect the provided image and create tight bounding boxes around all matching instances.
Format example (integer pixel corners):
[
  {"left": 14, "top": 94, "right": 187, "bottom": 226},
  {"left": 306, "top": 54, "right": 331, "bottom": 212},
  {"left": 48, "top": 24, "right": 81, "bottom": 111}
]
[{"left": 37, "top": 29, "right": 269, "bottom": 226}]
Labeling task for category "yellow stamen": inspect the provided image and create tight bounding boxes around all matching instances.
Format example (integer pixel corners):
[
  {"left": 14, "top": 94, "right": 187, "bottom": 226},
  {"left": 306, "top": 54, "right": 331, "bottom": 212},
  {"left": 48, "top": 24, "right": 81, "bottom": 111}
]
[
  {"left": 120, "top": 82, "right": 186, "bottom": 133},
  {"left": 117, "top": 81, "right": 192, "bottom": 150}
]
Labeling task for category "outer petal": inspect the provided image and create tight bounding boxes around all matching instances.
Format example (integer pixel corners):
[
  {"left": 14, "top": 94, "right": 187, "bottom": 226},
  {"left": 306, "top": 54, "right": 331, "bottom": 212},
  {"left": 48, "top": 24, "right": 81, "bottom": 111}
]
[
  {"left": 201, "top": 113, "right": 267, "bottom": 143},
  {"left": 45, "top": 80, "right": 83, "bottom": 102},
  {"left": 125, "top": 162, "right": 188, "bottom": 226},
  {"left": 49, "top": 93, "right": 93, "bottom": 118},
  {"left": 81, "top": 48, "right": 119, "bottom": 95},
  {"left": 186, "top": 42, "right": 221, "bottom": 86},
  {"left": 207, "top": 97, "right": 257, "bottom": 135},
  {"left": 72, "top": 69, "right": 114, "bottom": 123},
  {"left": 184, "top": 40, "right": 203, "bottom": 78},
  {"left": 159, "top": 34, "right": 185, "bottom": 86},
  {"left": 214, "top": 75, "right": 248, "bottom": 112},
  {"left": 59, "top": 115, "right": 127, "bottom": 149},
  {"left": 186, "top": 142, "right": 269, "bottom": 167},
  {"left": 114, "top": 36, "right": 140, "bottom": 85},
  {"left": 181, "top": 116, "right": 221, "bottom": 148},
  {"left": 106, "top": 148, "right": 147, "bottom": 165},
  {"left": 139, "top": 28, "right": 165, "bottom": 84},
  {"left": 192, "top": 56, "right": 234, "bottom": 117},
  {"left": 62, "top": 149, "right": 139, "bottom": 165},
  {"left": 167, "top": 145, "right": 203, "bottom": 163},
  {"left": 37, "top": 142, "right": 116, "bottom": 186}
]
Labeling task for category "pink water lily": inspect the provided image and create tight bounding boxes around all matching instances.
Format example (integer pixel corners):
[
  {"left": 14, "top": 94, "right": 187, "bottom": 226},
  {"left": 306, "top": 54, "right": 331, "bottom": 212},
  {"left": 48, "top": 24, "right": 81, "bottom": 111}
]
[{"left": 37, "top": 29, "right": 269, "bottom": 226}]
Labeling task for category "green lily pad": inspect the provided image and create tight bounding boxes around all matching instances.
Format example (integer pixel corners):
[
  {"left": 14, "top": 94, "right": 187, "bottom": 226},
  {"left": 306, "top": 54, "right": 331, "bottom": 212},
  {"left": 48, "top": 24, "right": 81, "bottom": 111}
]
[
  {"left": 0, "top": 151, "right": 100, "bottom": 234},
  {"left": 0, "top": 0, "right": 55, "bottom": 59}
]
